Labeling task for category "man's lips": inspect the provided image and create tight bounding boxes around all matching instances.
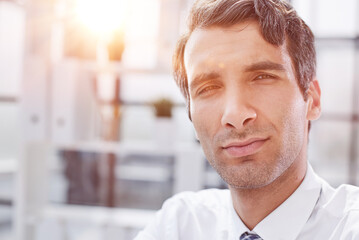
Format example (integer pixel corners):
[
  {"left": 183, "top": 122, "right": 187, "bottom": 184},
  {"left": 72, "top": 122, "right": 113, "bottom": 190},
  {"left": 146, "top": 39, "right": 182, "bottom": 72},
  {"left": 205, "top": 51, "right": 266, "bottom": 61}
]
[{"left": 222, "top": 138, "right": 268, "bottom": 158}]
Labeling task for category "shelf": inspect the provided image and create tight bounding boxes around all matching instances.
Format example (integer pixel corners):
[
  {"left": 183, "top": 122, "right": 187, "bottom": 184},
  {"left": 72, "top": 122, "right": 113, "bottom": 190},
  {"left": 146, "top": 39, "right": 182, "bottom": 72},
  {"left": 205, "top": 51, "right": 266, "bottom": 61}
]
[
  {"left": 115, "top": 165, "right": 172, "bottom": 182},
  {"left": 0, "top": 96, "right": 18, "bottom": 103},
  {"left": 0, "top": 159, "right": 17, "bottom": 174},
  {"left": 316, "top": 36, "right": 359, "bottom": 41},
  {"left": 54, "top": 140, "right": 201, "bottom": 156},
  {"left": 33, "top": 204, "right": 156, "bottom": 230}
]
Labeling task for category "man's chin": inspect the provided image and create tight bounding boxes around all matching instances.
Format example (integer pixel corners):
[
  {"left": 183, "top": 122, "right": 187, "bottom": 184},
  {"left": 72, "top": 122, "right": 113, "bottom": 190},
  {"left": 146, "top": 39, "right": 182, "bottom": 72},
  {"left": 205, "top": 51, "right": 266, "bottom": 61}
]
[
  {"left": 227, "top": 180, "right": 273, "bottom": 190},
  {"left": 215, "top": 165, "right": 278, "bottom": 190}
]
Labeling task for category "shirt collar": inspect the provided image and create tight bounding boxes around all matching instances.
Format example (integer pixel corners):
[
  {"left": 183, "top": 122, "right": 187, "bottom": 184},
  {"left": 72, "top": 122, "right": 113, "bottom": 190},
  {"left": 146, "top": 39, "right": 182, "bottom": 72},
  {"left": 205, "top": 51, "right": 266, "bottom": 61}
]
[
  {"left": 229, "top": 195, "right": 249, "bottom": 239},
  {"left": 254, "top": 164, "right": 322, "bottom": 240},
  {"left": 230, "top": 163, "right": 322, "bottom": 240}
]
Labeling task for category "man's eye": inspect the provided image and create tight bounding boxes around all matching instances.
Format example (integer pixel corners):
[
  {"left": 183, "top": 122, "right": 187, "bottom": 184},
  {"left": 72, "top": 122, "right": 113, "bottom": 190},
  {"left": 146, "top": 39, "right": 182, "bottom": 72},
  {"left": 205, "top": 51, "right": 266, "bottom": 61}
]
[
  {"left": 254, "top": 74, "right": 275, "bottom": 80},
  {"left": 197, "top": 85, "right": 219, "bottom": 95}
]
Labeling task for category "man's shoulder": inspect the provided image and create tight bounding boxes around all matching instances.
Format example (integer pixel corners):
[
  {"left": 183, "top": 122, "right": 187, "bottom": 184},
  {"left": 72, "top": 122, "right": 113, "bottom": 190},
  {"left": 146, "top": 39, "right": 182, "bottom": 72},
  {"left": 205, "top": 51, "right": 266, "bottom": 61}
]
[
  {"left": 334, "top": 184, "right": 359, "bottom": 212},
  {"left": 134, "top": 189, "right": 231, "bottom": 239},
  {"left": 320, "top": 182, "right": 359, "bottom": 217},
  {"left": 323, "top": 184, "right": 359, "bottom": 237},
  {"left": 164, "top": 188, "right": 231, "bottom": 210},
  {"left": 155, "top": 188, "right": 231, "bottom": 223}
]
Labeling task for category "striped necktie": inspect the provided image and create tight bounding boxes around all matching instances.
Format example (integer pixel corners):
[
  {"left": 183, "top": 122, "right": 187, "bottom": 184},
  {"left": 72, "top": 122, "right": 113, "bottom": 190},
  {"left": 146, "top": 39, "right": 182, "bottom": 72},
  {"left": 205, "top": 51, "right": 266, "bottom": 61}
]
[{"left": 239, "top": 232, "right": 263, "bottom": 240}]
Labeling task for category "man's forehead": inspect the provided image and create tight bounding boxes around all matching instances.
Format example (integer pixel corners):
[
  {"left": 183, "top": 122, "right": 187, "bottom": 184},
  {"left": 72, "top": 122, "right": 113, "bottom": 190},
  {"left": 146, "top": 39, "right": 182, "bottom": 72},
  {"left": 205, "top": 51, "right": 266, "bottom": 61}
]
[
  {"left": 184, "top": 22, "right": 291, "bottom": 74},
  {"left": 185, "top": 22, "right": 259, "bottom": 56}
]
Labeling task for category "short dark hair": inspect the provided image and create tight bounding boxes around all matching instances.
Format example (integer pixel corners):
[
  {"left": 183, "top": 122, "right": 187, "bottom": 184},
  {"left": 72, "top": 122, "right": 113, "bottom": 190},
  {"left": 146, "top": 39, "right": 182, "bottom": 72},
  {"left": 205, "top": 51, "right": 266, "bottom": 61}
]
[{"left": 173, "top": 0, "right": 316, "bottom": 119}]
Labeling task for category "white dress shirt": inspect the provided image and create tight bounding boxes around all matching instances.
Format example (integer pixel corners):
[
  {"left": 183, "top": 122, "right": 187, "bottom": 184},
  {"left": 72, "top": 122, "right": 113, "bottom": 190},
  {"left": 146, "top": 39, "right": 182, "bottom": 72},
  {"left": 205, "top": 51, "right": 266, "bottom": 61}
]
[{"left": 135, "top": 164, "right": 359, "bottom": 240}]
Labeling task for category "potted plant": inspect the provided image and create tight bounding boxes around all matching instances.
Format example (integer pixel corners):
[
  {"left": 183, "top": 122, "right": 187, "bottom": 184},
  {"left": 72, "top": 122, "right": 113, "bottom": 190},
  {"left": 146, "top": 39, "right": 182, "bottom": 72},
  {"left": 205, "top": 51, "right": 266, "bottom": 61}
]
[
  {"left": 152, "top": 98, "right": 174, "bottom": 146},
  {"left": 152, "top": 98, "right": 174, "bottom": 118}
]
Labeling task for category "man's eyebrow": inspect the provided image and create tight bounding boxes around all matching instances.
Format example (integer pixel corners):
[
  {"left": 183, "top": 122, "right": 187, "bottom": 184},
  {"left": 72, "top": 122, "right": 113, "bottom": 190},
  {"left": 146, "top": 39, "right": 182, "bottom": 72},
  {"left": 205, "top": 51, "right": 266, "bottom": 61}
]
[
  {"left": 189, "top": 61, "right": 284, "bottom": 91},
  {"left": 244, "top": 61, "right": 286, "bottom": 72},
  {"left": 189, "top": 72, "right": 220, "bottom": 91}
]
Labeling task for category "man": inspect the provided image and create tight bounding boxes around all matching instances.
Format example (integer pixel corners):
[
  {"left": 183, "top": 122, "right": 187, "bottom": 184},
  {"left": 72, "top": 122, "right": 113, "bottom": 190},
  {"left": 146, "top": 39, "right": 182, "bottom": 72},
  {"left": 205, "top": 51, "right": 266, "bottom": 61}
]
[{"left": 135, "top": 0, "right": 359, "bottom": 239}]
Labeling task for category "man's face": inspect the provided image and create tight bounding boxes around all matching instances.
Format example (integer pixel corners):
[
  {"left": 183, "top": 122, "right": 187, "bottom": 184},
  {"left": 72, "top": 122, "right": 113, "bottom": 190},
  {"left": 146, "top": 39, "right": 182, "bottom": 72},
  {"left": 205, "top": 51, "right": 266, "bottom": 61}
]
[{"left": 184, "top": 21, "right": 320, "bottom": 189}]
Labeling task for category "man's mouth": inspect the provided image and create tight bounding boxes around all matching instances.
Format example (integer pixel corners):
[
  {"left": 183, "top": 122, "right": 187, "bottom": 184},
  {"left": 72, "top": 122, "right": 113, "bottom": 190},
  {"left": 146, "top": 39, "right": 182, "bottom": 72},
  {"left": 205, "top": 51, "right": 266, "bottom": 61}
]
[{"left": 222, "top": 138, "right": 268, "bottom": 158}]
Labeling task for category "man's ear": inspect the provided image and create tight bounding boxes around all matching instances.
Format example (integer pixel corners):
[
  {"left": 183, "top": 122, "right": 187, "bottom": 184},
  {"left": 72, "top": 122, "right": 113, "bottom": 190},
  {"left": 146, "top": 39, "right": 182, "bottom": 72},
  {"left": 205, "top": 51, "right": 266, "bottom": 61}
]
[
  {"left": 194, "top": 130, "right": 199, "bottom": 141},
  {"left": 306, "top": 80, "right": 321, "bottom": 121}
]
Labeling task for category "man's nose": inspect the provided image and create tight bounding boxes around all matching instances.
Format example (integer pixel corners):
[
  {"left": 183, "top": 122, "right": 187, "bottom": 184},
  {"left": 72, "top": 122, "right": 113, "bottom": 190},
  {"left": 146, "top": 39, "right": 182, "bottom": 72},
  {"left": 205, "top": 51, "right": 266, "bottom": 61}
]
[{"left": 220, "top": 91, "right": 257, "bottom": 129}]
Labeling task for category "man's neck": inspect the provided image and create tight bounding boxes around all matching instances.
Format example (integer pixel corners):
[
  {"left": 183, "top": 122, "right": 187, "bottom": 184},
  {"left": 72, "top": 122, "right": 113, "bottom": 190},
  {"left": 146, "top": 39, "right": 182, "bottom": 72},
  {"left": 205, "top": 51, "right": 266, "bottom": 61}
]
[{"left": 229, "top": 159, "right": 307, "bottom": 230}]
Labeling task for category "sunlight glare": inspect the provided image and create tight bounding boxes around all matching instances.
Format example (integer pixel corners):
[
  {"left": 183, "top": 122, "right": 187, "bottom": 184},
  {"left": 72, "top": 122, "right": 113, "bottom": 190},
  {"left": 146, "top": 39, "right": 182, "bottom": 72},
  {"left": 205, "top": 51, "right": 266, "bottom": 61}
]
[{"left": 75, "top": 0, "right": 127, "bottom": 35}]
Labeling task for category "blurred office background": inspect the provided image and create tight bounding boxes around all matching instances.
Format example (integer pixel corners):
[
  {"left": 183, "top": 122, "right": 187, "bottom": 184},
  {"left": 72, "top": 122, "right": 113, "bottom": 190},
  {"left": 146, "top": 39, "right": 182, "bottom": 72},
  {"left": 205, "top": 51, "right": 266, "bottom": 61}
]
[{"left": 0, "top": 0, "right": 358, "bottom": 239}]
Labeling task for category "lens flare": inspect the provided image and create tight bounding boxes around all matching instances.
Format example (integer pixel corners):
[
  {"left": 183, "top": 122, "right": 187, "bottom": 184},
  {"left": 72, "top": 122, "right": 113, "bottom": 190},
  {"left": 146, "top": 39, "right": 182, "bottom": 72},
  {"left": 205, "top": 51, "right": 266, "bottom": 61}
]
[{"left": 75, "top": 0, "right": 127, "bottom": 35}]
